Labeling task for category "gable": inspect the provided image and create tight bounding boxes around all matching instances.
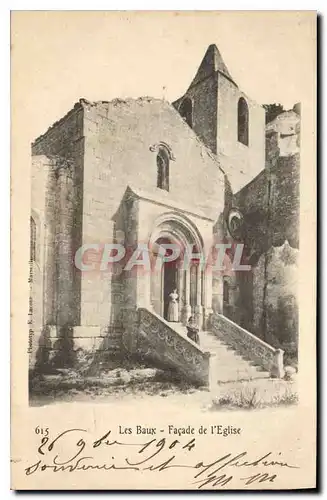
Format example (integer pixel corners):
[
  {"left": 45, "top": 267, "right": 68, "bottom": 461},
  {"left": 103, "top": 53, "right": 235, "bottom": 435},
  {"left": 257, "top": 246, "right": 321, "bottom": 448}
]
[{"left": 82, "top": 97, "right": 225, "bottom": 218}]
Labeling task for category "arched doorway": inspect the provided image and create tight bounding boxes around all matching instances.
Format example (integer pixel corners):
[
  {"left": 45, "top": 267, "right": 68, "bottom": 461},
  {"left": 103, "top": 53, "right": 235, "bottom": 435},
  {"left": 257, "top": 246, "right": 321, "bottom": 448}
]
[
  {"left": 148, "top": 213, "right": 206, "bottom": 328},
  {"left": 150, "top": 236, "right": 181, "bottom": 320}
]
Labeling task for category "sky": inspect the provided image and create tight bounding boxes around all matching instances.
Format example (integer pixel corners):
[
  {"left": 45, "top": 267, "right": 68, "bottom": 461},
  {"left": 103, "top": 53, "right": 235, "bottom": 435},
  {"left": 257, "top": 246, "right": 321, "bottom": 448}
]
[{"left": 11, "top": 11, "right": 316, "bottom": 142}]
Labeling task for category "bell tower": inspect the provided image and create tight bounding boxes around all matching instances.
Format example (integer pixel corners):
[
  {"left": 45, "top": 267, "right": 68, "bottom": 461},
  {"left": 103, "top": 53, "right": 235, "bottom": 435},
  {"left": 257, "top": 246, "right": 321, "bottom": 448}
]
[
  {"left": 173, "top": 44, "right": 266, "bottom": 194},
  {"left": 173, "top": 44, "right": 224, "bottom": 154}
]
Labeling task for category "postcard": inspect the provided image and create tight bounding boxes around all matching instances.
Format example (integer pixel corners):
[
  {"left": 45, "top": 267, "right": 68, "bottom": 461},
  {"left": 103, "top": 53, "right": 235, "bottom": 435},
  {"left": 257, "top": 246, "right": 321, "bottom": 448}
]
[{"left": 11, "top": 11, "right": 317, "bottom": 490}]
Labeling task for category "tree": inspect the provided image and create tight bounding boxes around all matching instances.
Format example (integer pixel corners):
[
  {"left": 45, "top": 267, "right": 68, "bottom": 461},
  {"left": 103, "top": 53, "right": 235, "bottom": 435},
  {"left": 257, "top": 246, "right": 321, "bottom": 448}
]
[{"left": 263, "top": 103, "right": 285, "bottom": 124}]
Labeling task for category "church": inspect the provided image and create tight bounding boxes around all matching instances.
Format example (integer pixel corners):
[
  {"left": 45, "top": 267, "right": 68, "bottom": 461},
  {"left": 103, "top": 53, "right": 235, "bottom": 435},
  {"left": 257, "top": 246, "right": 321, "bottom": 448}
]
[{"left": 29, "top": 44, "right": 300, "bottom": 385}]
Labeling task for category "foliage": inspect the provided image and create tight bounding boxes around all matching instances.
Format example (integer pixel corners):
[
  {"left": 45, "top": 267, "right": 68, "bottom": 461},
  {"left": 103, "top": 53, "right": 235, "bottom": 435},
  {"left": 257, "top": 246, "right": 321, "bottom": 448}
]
[
  {"left": 211, "top": 385, "right": 298, "bottom": 410},
  {"left": 263, "top": 103, "right": 285, "bottom": 124}
]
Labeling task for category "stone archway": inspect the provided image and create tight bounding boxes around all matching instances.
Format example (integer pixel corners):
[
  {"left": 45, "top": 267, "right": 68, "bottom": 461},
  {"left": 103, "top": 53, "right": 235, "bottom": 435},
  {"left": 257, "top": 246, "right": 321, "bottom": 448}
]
[{"left": 148, "top": 213, "right": 209, "bottom": 329}]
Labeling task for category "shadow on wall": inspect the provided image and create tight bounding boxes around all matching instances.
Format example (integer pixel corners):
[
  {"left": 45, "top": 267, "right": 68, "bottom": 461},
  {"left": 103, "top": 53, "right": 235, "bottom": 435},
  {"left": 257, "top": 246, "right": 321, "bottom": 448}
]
[{"left": 32, "top": 325, "right": 76, "bottom": 375}]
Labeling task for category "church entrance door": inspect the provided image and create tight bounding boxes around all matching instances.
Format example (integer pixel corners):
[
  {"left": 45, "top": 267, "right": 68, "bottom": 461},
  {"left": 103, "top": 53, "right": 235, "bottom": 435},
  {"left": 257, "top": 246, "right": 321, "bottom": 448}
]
[
  {"left": 150, "top": 236, "right": 180, "bottom": 321},
  {"left": 163, "top": 260, "right": 178, "bottom": 320},
  {"left": 148, "top": 214, "right": 207, "bottom": 328}
]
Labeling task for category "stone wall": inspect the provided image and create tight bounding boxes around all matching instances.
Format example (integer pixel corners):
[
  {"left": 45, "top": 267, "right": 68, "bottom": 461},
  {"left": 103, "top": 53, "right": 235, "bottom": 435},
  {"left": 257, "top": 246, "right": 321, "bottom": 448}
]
[
  {"left": 217, "top": 75, "right": 265, "bottom": 194},
  {"left": 234, "top": 169, "right": 269, "bottom": 257},
  {"left": 253, "top": 242, "right": 298, "bottom": 359},
  {"left": 29, "top": 156, "right": 51, "bottom": 368},
  {"left": 32, "top": 104, "right": 85, "bottom": 329},
  {"left": 80, "top": 97, "right": 224, "bottom": 331},
  {"left": 270, "top": 154, "right": 300, "bottom": 249},
  {"left": 266, "top": 109, "right": 300, "bottom": 160},
  {"left": 31, "top": 105, "right": 85, "bottom": 368},
  {"left": 229, "top": 153, "right": 300, "bottom": 362},
  {"left": 173, "top": 76, "right": 218, "bottom": 155},
  {"left": 234, "top": 153, "right": 300, "bottom": 253}
]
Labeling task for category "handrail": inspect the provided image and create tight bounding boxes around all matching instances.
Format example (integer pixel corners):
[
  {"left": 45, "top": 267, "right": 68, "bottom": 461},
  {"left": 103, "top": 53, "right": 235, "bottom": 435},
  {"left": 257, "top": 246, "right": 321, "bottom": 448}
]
[
  {"left": 138, "top": 308, "right": 210, "bottom": 385},
  {"left": 211, "top": 313, "right": 284, "bottom": 378}
]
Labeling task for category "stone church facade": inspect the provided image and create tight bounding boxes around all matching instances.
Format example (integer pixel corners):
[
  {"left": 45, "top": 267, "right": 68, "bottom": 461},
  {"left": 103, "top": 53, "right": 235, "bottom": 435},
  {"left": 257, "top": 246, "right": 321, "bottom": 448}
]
[{"left": 29, "top": 44, "right": 300, "bottom": 383}]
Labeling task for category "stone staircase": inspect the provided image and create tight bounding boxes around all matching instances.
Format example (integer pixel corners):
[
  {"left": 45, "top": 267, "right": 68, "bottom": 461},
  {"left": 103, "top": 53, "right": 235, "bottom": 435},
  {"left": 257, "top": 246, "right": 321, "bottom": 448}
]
[
  {"left": 201, "top": 330, "right": 270, "bottom": 386},
  {"left": 166, "top": 322, "right": 270, "bottom": 385},
  {"left": 137, "top": 310, "right": 282, "bottom": 387},
  {"left": 137, "top": 309, "right": 210, "bottom": 386}
]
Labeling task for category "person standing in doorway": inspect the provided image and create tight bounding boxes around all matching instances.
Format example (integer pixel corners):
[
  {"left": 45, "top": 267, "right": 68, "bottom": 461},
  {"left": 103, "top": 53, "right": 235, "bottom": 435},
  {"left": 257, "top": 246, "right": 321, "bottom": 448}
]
[{"left": 167, "top": 288, "right": 179, "bottom": 322}]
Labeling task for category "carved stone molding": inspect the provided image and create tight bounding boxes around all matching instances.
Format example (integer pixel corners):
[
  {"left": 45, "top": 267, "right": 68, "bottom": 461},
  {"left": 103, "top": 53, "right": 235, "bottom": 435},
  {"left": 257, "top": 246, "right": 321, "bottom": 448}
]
[
  {"left": 226, "top": 207, "right": 244, "bottom": 240},
  {"left": 149, "top": 142, "right": 176, "bottom": 161},
  {"left": 138, "top": 307, "right": 210, "bottom": 385}
]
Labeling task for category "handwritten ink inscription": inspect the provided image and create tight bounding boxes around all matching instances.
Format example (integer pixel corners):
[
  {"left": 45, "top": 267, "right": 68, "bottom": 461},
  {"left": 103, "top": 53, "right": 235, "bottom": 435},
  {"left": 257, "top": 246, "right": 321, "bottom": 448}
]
[{"left": 23, "top": 428, "right": 300, "bottom": 489}]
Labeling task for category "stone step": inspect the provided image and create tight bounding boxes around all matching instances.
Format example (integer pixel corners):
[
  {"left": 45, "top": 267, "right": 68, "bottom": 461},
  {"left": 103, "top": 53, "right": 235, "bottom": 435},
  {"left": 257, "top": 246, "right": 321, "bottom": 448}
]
[
  {"left": 201, "top": 330, "right": 270, "bottom": 383},
  {"left": 166, "top": 323, "right": 270, "bottom": 384}
]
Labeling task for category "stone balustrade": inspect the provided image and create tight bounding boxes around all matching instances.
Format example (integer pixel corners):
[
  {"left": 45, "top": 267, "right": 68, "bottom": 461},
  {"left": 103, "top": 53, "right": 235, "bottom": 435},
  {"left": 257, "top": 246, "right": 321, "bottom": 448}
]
[
  {"left": 138, "top": 308, "right": 210, "bottom": 386},
  {"left": 210, "top": 313, "right": 285, "bottom": 378}
]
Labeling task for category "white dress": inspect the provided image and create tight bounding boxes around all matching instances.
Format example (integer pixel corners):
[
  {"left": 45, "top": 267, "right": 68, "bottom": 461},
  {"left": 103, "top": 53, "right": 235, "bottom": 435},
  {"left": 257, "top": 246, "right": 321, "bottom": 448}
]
[{"left": 167, "top": 291, "right": 179, "bottom": 322}]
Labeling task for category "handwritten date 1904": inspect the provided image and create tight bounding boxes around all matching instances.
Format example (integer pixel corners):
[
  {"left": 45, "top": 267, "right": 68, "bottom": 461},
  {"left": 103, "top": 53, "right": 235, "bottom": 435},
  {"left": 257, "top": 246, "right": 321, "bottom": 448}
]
[{"left": 24, "top": 428, "right": 300, "bottom": 489}]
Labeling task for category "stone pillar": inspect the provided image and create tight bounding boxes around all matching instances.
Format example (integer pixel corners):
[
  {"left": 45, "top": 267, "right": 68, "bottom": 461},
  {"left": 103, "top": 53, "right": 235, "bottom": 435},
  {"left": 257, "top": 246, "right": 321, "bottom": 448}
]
[
  {"left": 182, "top": 269, "right": 191, "bottom": 325},
  {"left": 271, "top": 348, "right": 285, "bottom": 379},
  {"left": 194, "top": 265, "right": 203, "bottom": 330},
  {"left": 56, "top": 165, "right": 75, "bottom": 327},
  {"left": 122, "top": 307, "right": 139, "bottom": 355},
  {"left": 203, "top": 266, "right": 213, "bottom": 329},
  {"left": 126, "top": 245, "right": 152, "bottom": 312},
  {"left": 178, "top": 267, "right": 184, "bottom": 322},
  {"left": 135, "top": 262, "right": 151, "bottom": 309},
  {"left": 41, "top": 162, "right": 56, "bottom": 327}
]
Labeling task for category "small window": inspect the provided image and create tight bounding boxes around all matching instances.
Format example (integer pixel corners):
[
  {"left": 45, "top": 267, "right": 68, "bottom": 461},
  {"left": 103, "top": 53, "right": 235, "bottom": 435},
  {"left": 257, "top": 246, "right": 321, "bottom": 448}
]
[
  {"left": 30, "top": 217, "right": 36, "bottom": 262},
  {"left": 179, "top": 97, "right": 193, "bottom": 128},
  {"left": 157, "top": 148, "right": 169, "bottom": 191},
  {"left": 238, "top": 97, "right": 249, "bottom": 146}
]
